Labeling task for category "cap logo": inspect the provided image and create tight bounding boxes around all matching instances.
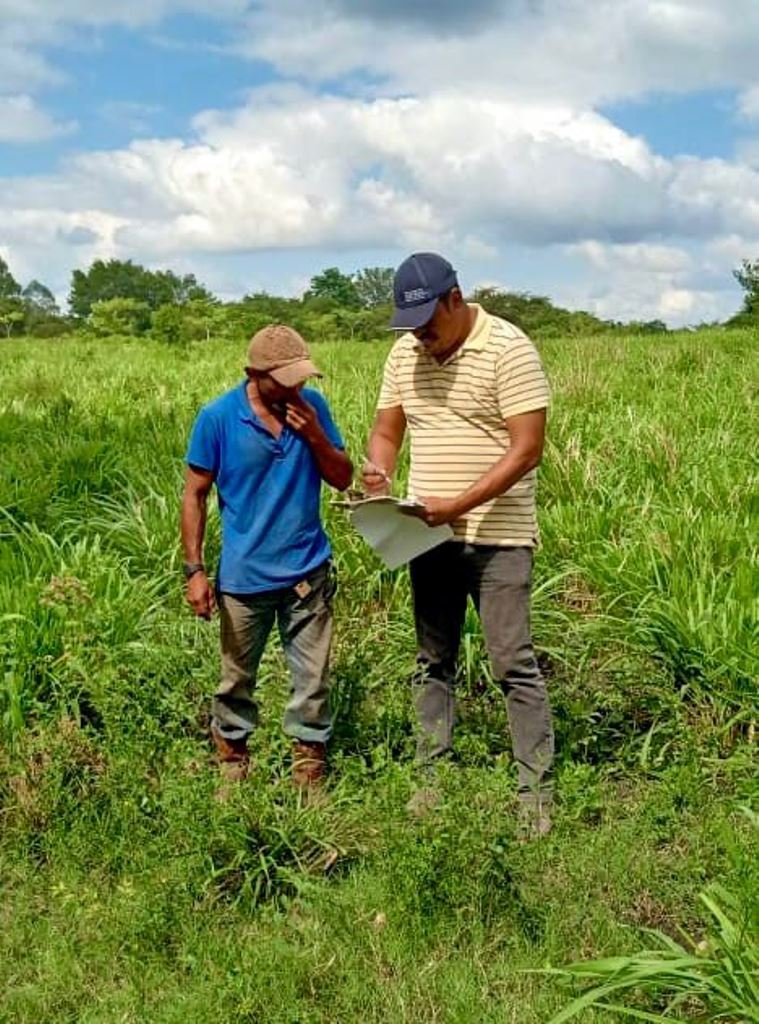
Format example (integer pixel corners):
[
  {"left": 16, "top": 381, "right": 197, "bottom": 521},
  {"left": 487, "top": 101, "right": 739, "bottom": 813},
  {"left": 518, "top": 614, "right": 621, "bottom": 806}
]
[{"left": 404, "top": 287, "right": 431, "bottom": 303}]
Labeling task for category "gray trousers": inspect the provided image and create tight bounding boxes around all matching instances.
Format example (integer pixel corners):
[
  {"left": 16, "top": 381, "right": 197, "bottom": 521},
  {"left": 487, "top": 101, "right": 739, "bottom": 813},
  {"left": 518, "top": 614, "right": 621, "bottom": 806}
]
[
  {"left": 212, "top": 561, "right": 335, "bottom": 745},
  {"left": 409, "top": 543, "right": 554, "bottom": 802}
]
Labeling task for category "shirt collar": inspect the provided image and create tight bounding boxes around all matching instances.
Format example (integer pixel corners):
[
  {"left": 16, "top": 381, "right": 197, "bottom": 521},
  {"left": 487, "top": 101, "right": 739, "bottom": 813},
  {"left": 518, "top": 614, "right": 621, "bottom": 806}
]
[
  {"left": 412, "top": 303, "right": 491, "bottom": 362},
  {"left": 237, "top": 380, "right": 255, "bottom": 422},
  {"left": 461, "top": 304, "right": 490, "bottom": 351}
]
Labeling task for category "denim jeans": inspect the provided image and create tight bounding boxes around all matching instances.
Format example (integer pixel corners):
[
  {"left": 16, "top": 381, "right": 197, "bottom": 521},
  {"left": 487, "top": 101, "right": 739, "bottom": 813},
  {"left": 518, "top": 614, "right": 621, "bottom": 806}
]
[
  {"left": 212, "top": 560, "right": 335, "bottom": 744},
  {"left": 409, "top": 542, "right": 554, "bottom": 802}
]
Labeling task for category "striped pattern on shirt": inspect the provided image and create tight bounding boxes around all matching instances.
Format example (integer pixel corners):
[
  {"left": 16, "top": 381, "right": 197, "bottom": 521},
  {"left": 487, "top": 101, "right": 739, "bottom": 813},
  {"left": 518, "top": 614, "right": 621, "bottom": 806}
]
[{"left": 376, "top": 304, "right": 550, "bottom": 547}]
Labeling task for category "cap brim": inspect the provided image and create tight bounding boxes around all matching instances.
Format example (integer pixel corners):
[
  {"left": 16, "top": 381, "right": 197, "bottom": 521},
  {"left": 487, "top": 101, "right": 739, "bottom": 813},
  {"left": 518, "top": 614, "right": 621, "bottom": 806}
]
[
  {"left": 269, "top": 359, "right": 322, "bottom": 388},
  {"left": 389, "top": 296, "right": 439, "bottom": 330}
]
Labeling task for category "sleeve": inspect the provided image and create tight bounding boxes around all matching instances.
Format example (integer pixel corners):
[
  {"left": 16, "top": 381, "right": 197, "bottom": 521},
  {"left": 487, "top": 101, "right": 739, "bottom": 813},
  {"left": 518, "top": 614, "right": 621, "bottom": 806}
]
[
  {"left": 307, "top": 390, "right": 345, "bottom": 450},
  {"left": 186, "top": 407, "right": 220, "bottom": 474},
  {"left": 494, "top": 333, "right": 550, "bottom": 420},
  {"left": 376, "top": 342, "right": 403, "bottom": 410}
]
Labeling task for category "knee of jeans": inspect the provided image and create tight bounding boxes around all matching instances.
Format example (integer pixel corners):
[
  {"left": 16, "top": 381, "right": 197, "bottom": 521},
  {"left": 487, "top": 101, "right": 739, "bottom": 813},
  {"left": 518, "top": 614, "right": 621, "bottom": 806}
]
[
  {"left": 493, "top": 646, "right": 541, "bottom": 685},
  {"left": 414, "top": 655, "right": 456, "bottom": 686}
]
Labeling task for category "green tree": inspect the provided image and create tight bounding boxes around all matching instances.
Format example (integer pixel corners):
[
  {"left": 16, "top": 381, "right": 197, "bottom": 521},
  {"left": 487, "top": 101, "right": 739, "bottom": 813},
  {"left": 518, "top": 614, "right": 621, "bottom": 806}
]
[
  {"left": 732, "top": 258, "right": 759, "bottom": 316},
  {"left": 0, "top": 256, "right": 21, "bottom": 299},
  {"left": 89, "top": 297, "right": 151, "bottom": 336},
  {"left": 353, "top": 266, "right": 394, "bottom": 308},
  {"left": 22, "top": 279, "right": 65, "bottom": 335},
  {"left": 626, "top": 319, "right": 669, "bottom": 334},
  {"left": 182, "top": 298, "right": 223, "bottom": 342},
  {"left": 305, "top": 267, "right": 360, "bottom": 308},
  {"left": 22, "top": 279, "right": 58, "bottom": 314},
  {"left": 470, "top": 286, "right": 611, "bottom": 337},
  {"left": 150, "top": 304, "right": 184, "bottom": 345},
  {"left": 0, "top": 298, "right": 25, "bottom": 338},
  {"left": 153, "top": 270, "right": 216, "bottom": 306},
  {"left": 69, "top": 259, "right": 215, "bottom": 319},
  {"left": 71, "top": 260, "right": 148, "bottom": 318},
  {"left": 151, "top": 298, "right": 224, "bottom": 344}
]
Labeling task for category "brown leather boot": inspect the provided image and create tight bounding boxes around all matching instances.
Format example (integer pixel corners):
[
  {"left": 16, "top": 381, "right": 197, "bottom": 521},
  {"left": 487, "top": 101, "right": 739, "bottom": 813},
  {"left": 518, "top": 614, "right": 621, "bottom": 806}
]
[
  {"left": 292, "top": 740, "right": 326, "bottom": 789},
  {"left": 211, "top": 724, "right": 250, "bottom": 783}
]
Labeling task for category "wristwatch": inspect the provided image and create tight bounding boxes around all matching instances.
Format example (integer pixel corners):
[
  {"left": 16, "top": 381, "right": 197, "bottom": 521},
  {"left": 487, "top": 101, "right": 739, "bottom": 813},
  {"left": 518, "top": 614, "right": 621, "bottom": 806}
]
[{"left": 183, "top": 562, "right": 205, "bottom": 580}]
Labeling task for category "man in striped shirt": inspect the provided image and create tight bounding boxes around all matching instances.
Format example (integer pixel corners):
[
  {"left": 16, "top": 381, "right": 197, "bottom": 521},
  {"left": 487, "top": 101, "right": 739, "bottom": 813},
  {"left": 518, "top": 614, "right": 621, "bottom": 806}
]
[{"left": 363, "top": 252, "right": 554, "bottom": 836}]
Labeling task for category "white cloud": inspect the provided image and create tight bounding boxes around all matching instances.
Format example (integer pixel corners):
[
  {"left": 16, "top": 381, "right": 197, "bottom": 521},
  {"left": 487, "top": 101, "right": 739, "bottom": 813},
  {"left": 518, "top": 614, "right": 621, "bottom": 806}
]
[
  {"left": 706, "top": 234, "right": 759, "bottom": 265},
  {"left": 565, "top": 239, "right": 742, "bottom": 325},
  {"left": 235, "top": 0, "right": 759, "bottom": 105},
  {"left": 3, "top": 1, "right": 758, "bottom": 107},
  {"left": 569, "top": 242, "right": 693, "bottom": 275},
  {"left": 737, "top": 85, "right": 759, "bottom": 121},
  {"left": 658, "top": 288, "right": 701, "bottom": 317},
  {"left": 736, "top": 138, "right": 759, "bottom": 169},
  {"left": 78, "top": 93, "right": 759, "bottom": 253},
  {"left": 2, "top": 2, "right": 758, "bottom": 326},
  {"left": 0, "top": 93, "right": 76, "bottom": 142},
  {"left": 2, "top": 88, "right": 757, "bottom": 324},
  {"left": 0, "top": 0, "right": 247, "bottom": 93},
  {"left": 98, "top": 101, "right": 162, "bottom": 134}
]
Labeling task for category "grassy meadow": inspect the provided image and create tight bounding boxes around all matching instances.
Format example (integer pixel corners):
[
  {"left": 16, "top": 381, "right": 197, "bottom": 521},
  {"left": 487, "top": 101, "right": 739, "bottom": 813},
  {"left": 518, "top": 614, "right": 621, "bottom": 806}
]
[{"left": 0, "top": 326, "right": 757, "bottom": 1023}]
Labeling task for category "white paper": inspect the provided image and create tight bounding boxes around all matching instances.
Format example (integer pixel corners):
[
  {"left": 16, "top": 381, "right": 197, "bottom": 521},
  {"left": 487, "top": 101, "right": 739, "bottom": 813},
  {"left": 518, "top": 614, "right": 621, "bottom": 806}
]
[{"left": 336, "top": 496, "right": 453, "bottom": 569}]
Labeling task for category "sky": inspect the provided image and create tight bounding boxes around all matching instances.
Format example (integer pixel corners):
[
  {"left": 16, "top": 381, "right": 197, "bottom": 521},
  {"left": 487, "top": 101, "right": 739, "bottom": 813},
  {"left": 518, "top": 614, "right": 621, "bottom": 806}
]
[{"left": 1, "top": 0, "right": 758, "bottom": 326}]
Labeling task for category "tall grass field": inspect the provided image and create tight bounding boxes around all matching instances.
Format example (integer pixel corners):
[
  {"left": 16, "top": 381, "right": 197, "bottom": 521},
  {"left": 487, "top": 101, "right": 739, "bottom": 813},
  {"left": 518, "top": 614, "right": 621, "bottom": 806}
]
[{"left": 1, "top": 327, "right": 757, "bottom": 1023}]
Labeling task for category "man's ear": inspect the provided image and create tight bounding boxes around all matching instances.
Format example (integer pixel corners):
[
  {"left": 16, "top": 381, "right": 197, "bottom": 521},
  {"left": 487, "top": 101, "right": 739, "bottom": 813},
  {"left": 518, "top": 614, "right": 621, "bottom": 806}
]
[{"left": 449, "top": 286, "right": 464, "bottom": 310}]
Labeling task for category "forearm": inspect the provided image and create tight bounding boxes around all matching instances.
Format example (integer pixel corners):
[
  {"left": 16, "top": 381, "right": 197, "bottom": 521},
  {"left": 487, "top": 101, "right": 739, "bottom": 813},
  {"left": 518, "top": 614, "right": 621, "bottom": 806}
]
[
  {"left": 308, "top": 433, "right": 354, "bottom": 491},
  {"left": 181, "top": 492, "right": 208, "bottom": 563},
  {"left": 451, "top": 447, "right": 541, "bottom": 517},
  {"left": 367, "top": 429, "right": 401, "bottom": 478}
]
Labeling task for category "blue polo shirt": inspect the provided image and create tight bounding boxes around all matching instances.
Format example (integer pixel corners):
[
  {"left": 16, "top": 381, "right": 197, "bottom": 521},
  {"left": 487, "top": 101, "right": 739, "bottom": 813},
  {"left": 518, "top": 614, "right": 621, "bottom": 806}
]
[{"left": 186, "top": 382, "right": 344, "bottom": 594}]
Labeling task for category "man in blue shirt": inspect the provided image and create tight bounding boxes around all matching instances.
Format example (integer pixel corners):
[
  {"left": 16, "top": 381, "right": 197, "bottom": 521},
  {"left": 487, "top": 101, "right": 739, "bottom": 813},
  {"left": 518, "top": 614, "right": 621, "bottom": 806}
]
[{"left": 181, "top": 324, "right": 353, "bottom": 789}]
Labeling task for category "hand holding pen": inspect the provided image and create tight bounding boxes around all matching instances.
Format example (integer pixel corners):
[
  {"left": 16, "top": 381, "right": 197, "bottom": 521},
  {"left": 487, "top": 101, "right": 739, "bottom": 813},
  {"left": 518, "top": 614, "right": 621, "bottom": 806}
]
[{"left": 361, "top": 459, "right": 392, "bottom": 495}]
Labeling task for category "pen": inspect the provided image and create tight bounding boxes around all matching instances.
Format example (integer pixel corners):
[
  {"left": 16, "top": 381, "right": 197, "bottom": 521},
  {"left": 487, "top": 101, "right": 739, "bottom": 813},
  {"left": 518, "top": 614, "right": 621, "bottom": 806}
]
[{"left": 365, "top": 460, "right": 392, "bottom": 486}]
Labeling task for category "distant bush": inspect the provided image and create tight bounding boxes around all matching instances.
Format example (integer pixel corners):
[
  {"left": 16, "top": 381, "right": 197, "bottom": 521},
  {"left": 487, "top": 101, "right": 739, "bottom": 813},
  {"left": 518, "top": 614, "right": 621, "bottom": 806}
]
[
  {"left": 90, "top": 297, "right": 151, "bottom": 336},
  {"left": 470, "top": 287, "right": 613, "bottom": 338},
  {"left": 151, "top": 303, "right": 184, "bottom": 345},
  {"left": 29, "top": 319, "right": 77, "bottom": 339}
]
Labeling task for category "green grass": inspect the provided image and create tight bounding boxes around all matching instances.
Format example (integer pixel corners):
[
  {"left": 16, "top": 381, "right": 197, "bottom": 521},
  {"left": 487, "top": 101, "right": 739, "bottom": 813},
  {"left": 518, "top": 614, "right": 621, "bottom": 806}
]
[
  {"left": 0, "top": 327, "right": 757, "bottom": 1022},
  {"left": 544, "top": 876, "right": 759, "bottom": 1023}
]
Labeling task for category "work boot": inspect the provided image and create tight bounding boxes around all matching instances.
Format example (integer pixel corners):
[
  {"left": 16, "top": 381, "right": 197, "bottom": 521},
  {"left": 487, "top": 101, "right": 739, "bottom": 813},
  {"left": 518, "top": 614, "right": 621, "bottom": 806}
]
[
  {"left": 517, "top": 798, "right": 552, "bottom": 842},
  {"left": 406, "top": 756, "right": 448, "bottom": 819},
  {"left": 211, "top": 724, "right": 250, "bottom": 785},
  {"left": 405, "top": 784, "right": 440, "bottom": 819},
  {"left": 292, "top": 740, "right": 326, "bottom": 789}
]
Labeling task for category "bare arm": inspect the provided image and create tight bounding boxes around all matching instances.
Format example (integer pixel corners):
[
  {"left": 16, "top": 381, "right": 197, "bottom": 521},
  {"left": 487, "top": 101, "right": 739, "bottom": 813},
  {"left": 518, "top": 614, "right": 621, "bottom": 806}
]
[
  {"left": 307, "top": 432, "right": 354, "bottom": 491},
  {"left": 419, "top": 408, "right": 546, "bottom": 526},
  {"left": 363, "top": 405, "right": 407, "bottom": 494},
  {"left": 181, "top": 464, "right": 216, "bottom": 618},
  {"left": 285, "top": 396, "right": 354, "bottom": 491}
]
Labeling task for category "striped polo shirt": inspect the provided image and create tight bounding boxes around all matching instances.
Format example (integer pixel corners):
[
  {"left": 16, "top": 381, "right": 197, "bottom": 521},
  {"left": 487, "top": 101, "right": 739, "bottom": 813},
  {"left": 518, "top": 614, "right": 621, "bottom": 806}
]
[{"left": 377, "top": 304, "right": 550, "bottom": 547}]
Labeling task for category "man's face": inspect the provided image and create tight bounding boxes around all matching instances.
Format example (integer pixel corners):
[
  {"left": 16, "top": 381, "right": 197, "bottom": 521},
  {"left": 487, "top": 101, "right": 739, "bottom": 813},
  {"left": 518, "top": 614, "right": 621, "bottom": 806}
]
[
  {"left": 253, "top": 372, "right": 303, "bottom": 408},
  {"left": 411, "top": 292, "right": 461, "bottom": 357}
]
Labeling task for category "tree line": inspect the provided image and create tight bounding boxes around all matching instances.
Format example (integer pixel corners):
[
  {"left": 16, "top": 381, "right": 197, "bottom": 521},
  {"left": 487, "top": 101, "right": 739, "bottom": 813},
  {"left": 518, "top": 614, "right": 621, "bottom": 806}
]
[{"left": 1, "top": 255, "right": 757, "bottom": 343}]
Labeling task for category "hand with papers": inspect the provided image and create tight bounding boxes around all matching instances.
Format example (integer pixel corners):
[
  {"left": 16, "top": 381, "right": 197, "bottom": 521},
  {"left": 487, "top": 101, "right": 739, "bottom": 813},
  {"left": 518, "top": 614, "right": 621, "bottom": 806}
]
[{"left": 333, "top": 494, "right": 453, "bottom": 569}]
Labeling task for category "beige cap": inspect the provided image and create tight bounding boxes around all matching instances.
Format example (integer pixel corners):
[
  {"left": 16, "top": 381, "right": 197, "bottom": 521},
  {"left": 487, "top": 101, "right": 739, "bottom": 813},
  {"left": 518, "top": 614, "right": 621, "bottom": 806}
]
[{"left": 246, "top": 324, "right": 322, "bottom": 388}]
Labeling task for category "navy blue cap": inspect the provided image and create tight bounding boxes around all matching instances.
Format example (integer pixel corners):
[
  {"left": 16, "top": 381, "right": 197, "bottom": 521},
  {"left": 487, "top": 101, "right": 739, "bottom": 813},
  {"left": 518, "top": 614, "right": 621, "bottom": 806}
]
[{"left": 390, "top": 252, "right": 459, "bottom": 330}]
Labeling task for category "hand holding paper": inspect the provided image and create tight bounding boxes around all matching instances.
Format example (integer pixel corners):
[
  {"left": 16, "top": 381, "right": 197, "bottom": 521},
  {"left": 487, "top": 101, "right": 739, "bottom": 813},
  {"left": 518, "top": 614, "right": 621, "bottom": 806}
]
[
  {"left": 402, "top": 495, "right": 463, "bottom": 527},
  {"left": 334, "top": 494, "right": 453, "bottom": 569}
]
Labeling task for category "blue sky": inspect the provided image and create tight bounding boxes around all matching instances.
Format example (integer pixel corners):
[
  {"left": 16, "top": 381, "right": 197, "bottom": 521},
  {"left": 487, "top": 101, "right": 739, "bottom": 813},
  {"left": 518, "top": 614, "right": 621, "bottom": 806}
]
[
  {"left": 1, "top": 0, "right": 758, "bottom": 324},
  {"left": 602, "top": 90, "right": 738, "bottom": 161}
]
